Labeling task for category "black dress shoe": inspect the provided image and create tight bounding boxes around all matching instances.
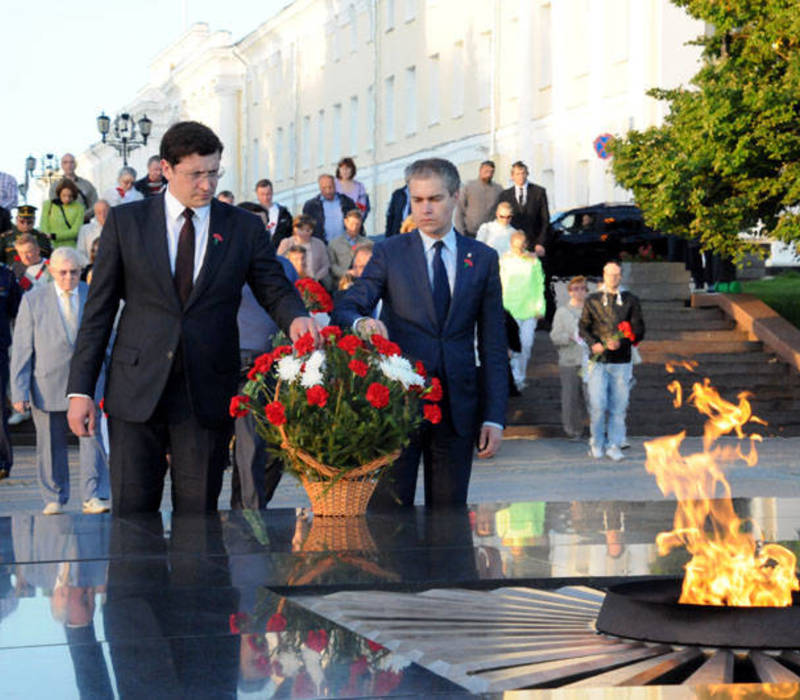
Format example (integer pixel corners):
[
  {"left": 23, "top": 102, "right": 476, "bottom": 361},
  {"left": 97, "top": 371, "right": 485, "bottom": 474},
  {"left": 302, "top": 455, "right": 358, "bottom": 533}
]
[{"left": 0, "top": 468, "right": 8, "bottom": 480}]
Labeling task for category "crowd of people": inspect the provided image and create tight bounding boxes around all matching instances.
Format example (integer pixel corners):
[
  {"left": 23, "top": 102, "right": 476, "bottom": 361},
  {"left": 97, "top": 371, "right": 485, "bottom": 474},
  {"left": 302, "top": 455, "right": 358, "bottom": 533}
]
[{"left": 0, "top": 125, "right": 645, "bottom": 517}]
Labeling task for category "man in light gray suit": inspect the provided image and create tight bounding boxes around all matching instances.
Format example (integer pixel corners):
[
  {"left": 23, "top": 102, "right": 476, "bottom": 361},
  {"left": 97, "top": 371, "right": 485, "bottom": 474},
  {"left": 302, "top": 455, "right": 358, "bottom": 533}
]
[{"left": 11, "top": 247, "right": 109, "bottom": 515}]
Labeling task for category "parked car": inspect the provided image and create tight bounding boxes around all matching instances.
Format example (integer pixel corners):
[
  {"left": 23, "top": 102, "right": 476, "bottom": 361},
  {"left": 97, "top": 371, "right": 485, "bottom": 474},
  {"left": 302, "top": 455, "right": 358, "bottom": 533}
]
[{"left": 548, "top": 203, "right": 668, "bottom": 278}]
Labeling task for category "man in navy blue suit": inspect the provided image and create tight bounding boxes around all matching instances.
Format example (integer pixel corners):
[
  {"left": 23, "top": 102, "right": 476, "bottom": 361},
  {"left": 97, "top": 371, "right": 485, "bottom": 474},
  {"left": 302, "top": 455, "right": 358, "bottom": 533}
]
[{"left": 333, "top": 158, "right": 508, "bottom": 508}]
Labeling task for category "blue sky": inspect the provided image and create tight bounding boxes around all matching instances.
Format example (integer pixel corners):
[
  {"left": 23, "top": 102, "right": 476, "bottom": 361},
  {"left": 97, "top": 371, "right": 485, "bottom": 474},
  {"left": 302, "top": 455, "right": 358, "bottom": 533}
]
[{"left": 1, "top": 0, "right": 287, "bottom": 188}]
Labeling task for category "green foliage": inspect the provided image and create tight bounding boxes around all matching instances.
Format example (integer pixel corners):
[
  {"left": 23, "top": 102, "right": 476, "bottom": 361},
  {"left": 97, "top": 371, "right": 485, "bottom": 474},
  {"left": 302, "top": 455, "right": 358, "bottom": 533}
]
[
  {"left": 742, "top": 270, "right": 800, "bottom": 328},
  {"left": 609, "top": 0, "right": 800, "bottom": 260}
]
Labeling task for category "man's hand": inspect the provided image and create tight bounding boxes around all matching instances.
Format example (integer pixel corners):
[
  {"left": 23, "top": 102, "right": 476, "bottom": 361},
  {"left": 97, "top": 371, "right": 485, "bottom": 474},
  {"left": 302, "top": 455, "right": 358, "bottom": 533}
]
[
  {"left": 12, "top": 401, "right": 29, "bottom": 414},
  {"left": 289, "top": 316, "right": 320, "bottom": 347},
  {"left": 476, "top": 425, "right": 503, "bottom": 459},
  {"left": 606, "top": 338, "right": 621, "bottom": 351},
  {"left": 591, "top": 342, "right": 605, "bottom": 355},
  {"left": 534, "top": 244, "right": 546, "bottom": 258},
  {"left": 355, "top": 317, "right": 388, "bottom": 340},
  {"left": 68, "top": 396, "right": 96, "bottom": 437}
]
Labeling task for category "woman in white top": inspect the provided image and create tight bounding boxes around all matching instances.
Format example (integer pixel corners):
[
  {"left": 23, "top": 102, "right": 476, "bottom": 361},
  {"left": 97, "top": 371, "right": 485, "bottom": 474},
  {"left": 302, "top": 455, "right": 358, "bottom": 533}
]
[
  {"left": 103, "top": 166, "right": 144, "bottom": 207},
  {"left": 476, "top": 201, "right": 516, "bottom": 256}
]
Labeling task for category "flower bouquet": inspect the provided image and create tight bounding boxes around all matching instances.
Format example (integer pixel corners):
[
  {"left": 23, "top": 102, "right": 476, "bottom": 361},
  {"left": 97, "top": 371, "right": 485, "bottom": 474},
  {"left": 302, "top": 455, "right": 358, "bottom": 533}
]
[
  {"left": 295, "top": 277, "right": 333, "bottom": 328},
  {"left": 230, "top": 326, "right": 443, "bottom": 516},
  {"left": 589, "top": 320, "right": 638, "bottom": 362}
]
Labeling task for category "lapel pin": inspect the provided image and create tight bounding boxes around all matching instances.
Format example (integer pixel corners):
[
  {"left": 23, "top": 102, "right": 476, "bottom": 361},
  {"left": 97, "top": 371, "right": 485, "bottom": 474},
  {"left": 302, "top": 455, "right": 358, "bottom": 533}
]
[
  {"left": 463, "top": 252, "right": 474, "bottom": 268},
  {"left": 212, "top": 233, "right": 224, "bottom": 245}
]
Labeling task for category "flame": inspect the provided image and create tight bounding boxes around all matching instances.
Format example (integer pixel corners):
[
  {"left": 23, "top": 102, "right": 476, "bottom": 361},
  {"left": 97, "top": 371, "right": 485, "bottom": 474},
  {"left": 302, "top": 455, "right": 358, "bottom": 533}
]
[
  {"left": 645, "top": 377, "right": 799, "bottom": 607},
  {"left": 665, "top": 360, "right": 698, "bottom": 374},
  {"left": 667, "top": 380, "right": 683, "bottom": 408}
]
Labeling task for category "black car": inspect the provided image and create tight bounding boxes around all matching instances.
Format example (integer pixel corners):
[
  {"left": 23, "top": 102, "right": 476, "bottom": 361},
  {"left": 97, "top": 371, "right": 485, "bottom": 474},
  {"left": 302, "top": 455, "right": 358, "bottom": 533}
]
[{"left": 548, "top": 203, "right": 668, "bottom": 278}]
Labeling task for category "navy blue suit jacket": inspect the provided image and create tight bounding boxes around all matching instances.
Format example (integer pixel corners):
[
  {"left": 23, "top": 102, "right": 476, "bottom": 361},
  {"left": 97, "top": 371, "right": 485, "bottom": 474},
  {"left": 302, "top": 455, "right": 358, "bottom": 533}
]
[{"left": 332, "top": 230, "right": 508, "bottom": 436}]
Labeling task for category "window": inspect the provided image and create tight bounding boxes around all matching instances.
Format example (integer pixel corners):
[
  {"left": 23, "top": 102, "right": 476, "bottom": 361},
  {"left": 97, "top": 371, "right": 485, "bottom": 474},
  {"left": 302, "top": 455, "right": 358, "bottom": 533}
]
[
  {"left": 539, "top": 4, "right": 552, "bottom": 88},
  {"left": 349, "top": 4, "right": 358, "bottom": 52},
  {"left": 477, "top": 32, "right": 492, "bottom": 109},
  {"left": 404, "top": 0, "right": 416, "bottom": 22},
  {"left": 301, "top": 116, "right": 311, "bottom": 170},
  {"left": 349, "top": 95, "right": 359, "bottom": 154},
  {"left": 366, "top": 84, "right": 375, "bottom": 151},
  {"left": 251, "top": 138, "right": 260, "bottom": 185},
  {"left": 405, "top": 66, "right": 417, "bottom": 134},
  {"left": 333, "top": 17, "right": 342, "bottom": 62},
  {"left": 316, "top": 110, "right": 325, "bottom": 167},
  {"left": 428, "top": 54, "right": 440, "bottom": 124},
  {"left": 384, "top": 75, "right": 395, "bottom": 142},
  {"left": 385, "top": 0, "right": 395, "bottom": 30},
  {"left": 451, "top": 41, "right": 464, "bottom": 118},
  {"left": 288, "top": 122, "right": 296, "bottom": 178},
  {"left": 332, "top": 103, "right": 342, "bottom": 162},
  {"left": 276, "top": 128, "right": 284, "bottom": 180}
]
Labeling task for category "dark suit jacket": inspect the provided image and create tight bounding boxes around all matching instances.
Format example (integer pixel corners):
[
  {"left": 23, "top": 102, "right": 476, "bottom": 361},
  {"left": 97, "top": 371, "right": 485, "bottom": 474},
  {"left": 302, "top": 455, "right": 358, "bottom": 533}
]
[
  {"left": 67, "top": 195, "right": 307, "bottom": 428},
  {"left": 384, "top": 186, "right": 408, "bottom": 237},
  {"left": 495, "top": 183, "right": 552, "bottom": 251},
  {"left": 301, "top": 193, "right": 356, "bottom": 242},
  {"left": 332, "top": 230, "right": 508, "bottom": 435},
  {"left": 268, "top": 203, "right": 294, "bottom": 249}
]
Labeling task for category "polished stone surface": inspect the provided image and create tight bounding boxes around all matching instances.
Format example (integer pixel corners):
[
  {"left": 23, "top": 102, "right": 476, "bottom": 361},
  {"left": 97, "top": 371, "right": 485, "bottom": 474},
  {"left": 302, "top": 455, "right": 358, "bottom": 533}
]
[{"left": 1, "top": 497, "right": 800, "bottom": 695}]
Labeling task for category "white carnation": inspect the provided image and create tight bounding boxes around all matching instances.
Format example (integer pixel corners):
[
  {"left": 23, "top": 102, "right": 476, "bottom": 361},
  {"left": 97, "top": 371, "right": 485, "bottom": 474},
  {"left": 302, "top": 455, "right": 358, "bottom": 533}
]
[
  {"left": 300, "top": 350, "right": 326, "bottom": 388},
  {"left": 378, "top": 355, "right": 425, "bottom": 390},
  {"left": 276, "top": 355, "right": 303, "bottom": 383}
]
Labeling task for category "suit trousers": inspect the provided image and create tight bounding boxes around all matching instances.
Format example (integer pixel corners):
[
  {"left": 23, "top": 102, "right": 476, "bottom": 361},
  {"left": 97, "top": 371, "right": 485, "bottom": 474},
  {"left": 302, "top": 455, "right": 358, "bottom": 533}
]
[
  {"left": 32, "top": 406, "right": 109, "bottom": 505},
  {"left": 108, "top": 366, "right": 232, "bottom": 515},
  {"left": 0, "top": 348, "right": 11, "bottom": 472},
  {"left": 370, "top": 397, "right": 476, "bottom": 509}
]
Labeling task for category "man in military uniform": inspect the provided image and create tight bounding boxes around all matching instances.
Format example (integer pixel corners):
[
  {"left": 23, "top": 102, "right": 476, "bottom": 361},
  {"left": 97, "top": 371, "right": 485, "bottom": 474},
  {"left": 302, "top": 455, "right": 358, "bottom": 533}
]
[
  {"left": 11, "top": 234, "right": 52, "bottom": 293},
  {"left": 0, "top": 206, "right": 53, "bottom": 265}
]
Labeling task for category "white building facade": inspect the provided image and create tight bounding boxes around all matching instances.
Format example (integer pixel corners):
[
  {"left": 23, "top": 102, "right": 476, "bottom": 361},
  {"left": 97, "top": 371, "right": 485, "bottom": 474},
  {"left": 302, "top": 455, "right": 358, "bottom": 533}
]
[{"left": 78, "top": 0, "right": 704, "bottom": 234}]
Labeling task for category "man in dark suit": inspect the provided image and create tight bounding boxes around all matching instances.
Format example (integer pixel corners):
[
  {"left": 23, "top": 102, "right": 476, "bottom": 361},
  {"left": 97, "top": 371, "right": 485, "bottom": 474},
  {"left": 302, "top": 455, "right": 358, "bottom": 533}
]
[
  {"left": 494, "top": 161, "right": 552, "bottom": 255},
  {"left": 384, "top": 167, "right": 412, "bottom": 237},
  {"left": 301, "top": 174, "right": 356, "bottom": 243},
  {"left": 333, "top": 158, "right": 508, "bottom": 508},
  {"left": 66, "top": 121, "right": 315, "bottom": 515}
]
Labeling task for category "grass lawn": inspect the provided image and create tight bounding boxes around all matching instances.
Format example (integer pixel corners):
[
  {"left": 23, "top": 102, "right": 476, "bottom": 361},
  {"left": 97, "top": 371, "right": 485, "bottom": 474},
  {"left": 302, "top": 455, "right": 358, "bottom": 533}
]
[{"left": 742, "top": 271, "right": 800, "bottom": 329}]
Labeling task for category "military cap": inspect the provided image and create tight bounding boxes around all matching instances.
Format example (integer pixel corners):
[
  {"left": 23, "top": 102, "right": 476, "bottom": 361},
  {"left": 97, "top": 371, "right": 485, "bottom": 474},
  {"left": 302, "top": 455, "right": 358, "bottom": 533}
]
[{"left": 16, "top": 205, "right": 37, "bottom": 219}]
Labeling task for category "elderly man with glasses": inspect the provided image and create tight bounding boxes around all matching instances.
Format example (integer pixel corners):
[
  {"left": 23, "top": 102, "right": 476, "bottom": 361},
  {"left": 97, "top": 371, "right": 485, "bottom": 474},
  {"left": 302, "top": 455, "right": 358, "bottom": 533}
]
[
  {"left": 476, "top": 201, "right": 518, "bottom": 257},
  {"left": 11, "top": 247, "right": 109, "bottom": 514}
]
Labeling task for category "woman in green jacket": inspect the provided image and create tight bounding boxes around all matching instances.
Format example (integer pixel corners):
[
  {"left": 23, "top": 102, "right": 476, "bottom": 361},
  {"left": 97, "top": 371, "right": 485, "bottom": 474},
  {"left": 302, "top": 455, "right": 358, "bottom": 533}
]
[{"left": 40, "top": 179, "right": 85, "bottom": 248}]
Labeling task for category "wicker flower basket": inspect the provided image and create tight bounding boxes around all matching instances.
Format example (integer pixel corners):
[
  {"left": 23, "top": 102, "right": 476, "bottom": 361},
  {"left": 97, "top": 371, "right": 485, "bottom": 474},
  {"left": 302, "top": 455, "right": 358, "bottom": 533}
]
[{"left": 279, "top": 425, "right": 399, "bottom": 516}]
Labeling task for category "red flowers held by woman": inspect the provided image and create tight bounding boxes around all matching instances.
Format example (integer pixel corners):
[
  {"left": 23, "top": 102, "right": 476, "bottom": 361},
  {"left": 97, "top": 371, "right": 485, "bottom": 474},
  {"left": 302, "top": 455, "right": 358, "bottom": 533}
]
[
  {"left": 265, "top": 401, "right": 287, "bottom": 426},
  {"left": 424, "top": 403, "right": 442, "bottom": 424},
  {"left": 229, "top": 395, "right": 249, "bottom": 418},
  {"left": 337, "top": 334, "right": 363, "bottom": 356},
  {"left": 348, "top": 359, "right": 369, "bottom": 377},
  {"left": 366, "top": 382, "right": 390, "bottom": 409},
  {"left": 306, "top": 385, "right": 329, "bottom": 408},
  {"left": 294, "top": 332, "right": 315, "bottom": 356}
]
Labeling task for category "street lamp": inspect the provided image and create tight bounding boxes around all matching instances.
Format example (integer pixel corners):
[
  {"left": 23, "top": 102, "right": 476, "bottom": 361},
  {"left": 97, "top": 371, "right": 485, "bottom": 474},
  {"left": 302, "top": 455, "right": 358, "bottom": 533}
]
[
  {"left": 96, "top": 111, "right": 153, "bottom": 165},
  {"left": 20, "top": 153, "right": 62, "bottom": 201}
]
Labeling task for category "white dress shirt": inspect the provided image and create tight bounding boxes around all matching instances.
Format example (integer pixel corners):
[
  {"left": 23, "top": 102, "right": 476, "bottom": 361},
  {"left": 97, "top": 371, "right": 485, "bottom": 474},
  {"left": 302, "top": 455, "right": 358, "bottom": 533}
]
[
  {"left": 516, "top": 185, "right": 526, "bottom": 207},
  {"left": 164, "top": 188, "right": 210, "bottom": 282}
]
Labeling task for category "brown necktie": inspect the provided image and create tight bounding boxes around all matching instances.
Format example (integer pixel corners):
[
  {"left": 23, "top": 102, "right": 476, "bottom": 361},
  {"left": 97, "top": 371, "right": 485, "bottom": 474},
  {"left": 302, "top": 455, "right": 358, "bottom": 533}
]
[{"left": 174, "top": 208, "right": 195, "bottom": 305}]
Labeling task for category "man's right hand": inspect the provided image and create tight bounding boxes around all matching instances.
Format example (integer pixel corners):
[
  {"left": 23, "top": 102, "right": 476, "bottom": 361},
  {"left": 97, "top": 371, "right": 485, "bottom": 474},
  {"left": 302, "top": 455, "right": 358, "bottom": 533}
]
[
  {"left": 68, "top": 396, "right": 96, "bottom": 437},
  {"left": 591, "top": 342, "right": 605, "bottom": 356},
  {"left": 355, "top": 318, "right": 388, "bottom": 340}
]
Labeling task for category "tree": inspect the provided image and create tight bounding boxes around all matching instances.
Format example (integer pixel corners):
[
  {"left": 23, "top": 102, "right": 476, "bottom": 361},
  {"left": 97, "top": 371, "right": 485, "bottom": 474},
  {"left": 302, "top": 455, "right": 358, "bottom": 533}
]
[{"left": 610, "top": 0, "right": 800, "bottom": 260}]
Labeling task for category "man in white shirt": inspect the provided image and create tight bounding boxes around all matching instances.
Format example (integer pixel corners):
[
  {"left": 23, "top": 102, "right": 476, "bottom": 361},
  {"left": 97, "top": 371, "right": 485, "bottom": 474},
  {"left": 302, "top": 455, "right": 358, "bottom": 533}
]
[
  {"left": 255, "top": 178, "right": 292, "bottom": 247},
  {"left": 476, "top": 202, "right": 518, "bottom": 257},
  {"left": 76, "top": 200, "right": 110, "bottom": 266}
]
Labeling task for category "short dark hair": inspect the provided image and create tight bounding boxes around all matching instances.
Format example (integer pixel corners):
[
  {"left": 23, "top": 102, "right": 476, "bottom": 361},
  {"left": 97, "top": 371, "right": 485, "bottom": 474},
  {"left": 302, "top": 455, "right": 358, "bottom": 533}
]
[
  {"left": 255, "top": 179, "right": 273, "bottom": 191},
  {"left": 159, "top": 121, "right": 223, "bottom": 166},
  {"left": 147, "top": 155, "right": 161, "bottom": 166},
  {"left": 286, "top": 244, "right": 307, "bottom": 255},
  {"left": 293, "top": 214, "right": 315, "bottom": 230},
  {"left": 344, "top": 208, "right": 363, "bottom": 220},
  {"left": 217, "top": 190, "right": 234, "bottom": 199},
  {"left": 55, "top": 178, "right": 79, "bottom": 200},
  {"left": 336, "top": 157, "right": 357, "bottom": 179},
  {"left": 511, "top": 160, "right": 528, "bottom": 173},
  {"left": 237, "top": 201, "right": 267, "bottom": 215},
  {"left": 480, "top": 160, "right": 496, "bottom": 169},
  {"left": 406, "top": 158, "right": 461, "bottom": 195}
]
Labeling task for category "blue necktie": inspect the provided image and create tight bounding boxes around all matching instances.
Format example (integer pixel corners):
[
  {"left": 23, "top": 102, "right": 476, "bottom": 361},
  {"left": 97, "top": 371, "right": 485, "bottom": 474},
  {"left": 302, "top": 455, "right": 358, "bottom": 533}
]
[{"left": 432, "top": 240, "right": 451, "bottom": 329}]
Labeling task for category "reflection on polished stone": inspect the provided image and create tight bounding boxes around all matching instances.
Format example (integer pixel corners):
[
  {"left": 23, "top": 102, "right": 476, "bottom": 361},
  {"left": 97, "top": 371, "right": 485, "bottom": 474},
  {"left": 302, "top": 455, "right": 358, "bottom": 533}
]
[{"left": 1, "top": 498, "right": 800, "bottom": 695}]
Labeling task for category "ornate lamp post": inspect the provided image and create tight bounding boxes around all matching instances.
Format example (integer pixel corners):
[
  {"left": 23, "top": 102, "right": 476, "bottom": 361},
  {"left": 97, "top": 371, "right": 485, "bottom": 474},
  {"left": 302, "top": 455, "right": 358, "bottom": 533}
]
[{"left": 96, "top": 111, "right": 153, "bottom": 165}]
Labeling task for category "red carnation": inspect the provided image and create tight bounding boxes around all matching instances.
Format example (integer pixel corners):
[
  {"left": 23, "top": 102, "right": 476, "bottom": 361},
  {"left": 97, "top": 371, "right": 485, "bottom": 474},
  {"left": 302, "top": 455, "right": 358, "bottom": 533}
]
[
  {"left": 271, "top": 345, "right": 292, "bottom": 360},
  {"left": 337, "top": 334, "right": 364, "bottom": 355},
  {"left": 295, "top": 278, "right": 334, "bottom": 313},
  {"left": 305, "top": 628, "right": 328, "bottom": 653},
  {"left": 414, "top": 361, "right": 427, "bottom": 379},
  {"left": 265, "top": 401, "right": 286, "bottom": 426},
  {"left": 424, "top": 403, "right": 442, "bottom": 424},
  {"left": 19, "top": 276, "right": 31, "bottom": 291},
  {"left": 306, "top": 385, "right": 329, "bottom": 407},
  {"left": 366, "top": 382, "right": 390, "bottom": 409},
  {"left": 425, "top": 377, "right": 443, "bottom": 402},
  {"left": 266, "top": 613, "right": 286, "bottom": 632},
  {"left": 253, "top": 352, "right": 274, "bottom": 374},
  {"left": 293, "top": 332, "right": 315, "bottom": 356},
  {"left": 348, "top": 359, "right": 369, "bottom": 377},
  {"left": 319, "top": 325, "right": 342, "bottom": 342},
  {"left": 618, "top": 321, "right": 636, "bottom": 343},
  {"left": 371, "top": 334, "right": 401, "bottom": 357},
  {"left": 229, "top": 395, "right": 249, "bottom": 418}
]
